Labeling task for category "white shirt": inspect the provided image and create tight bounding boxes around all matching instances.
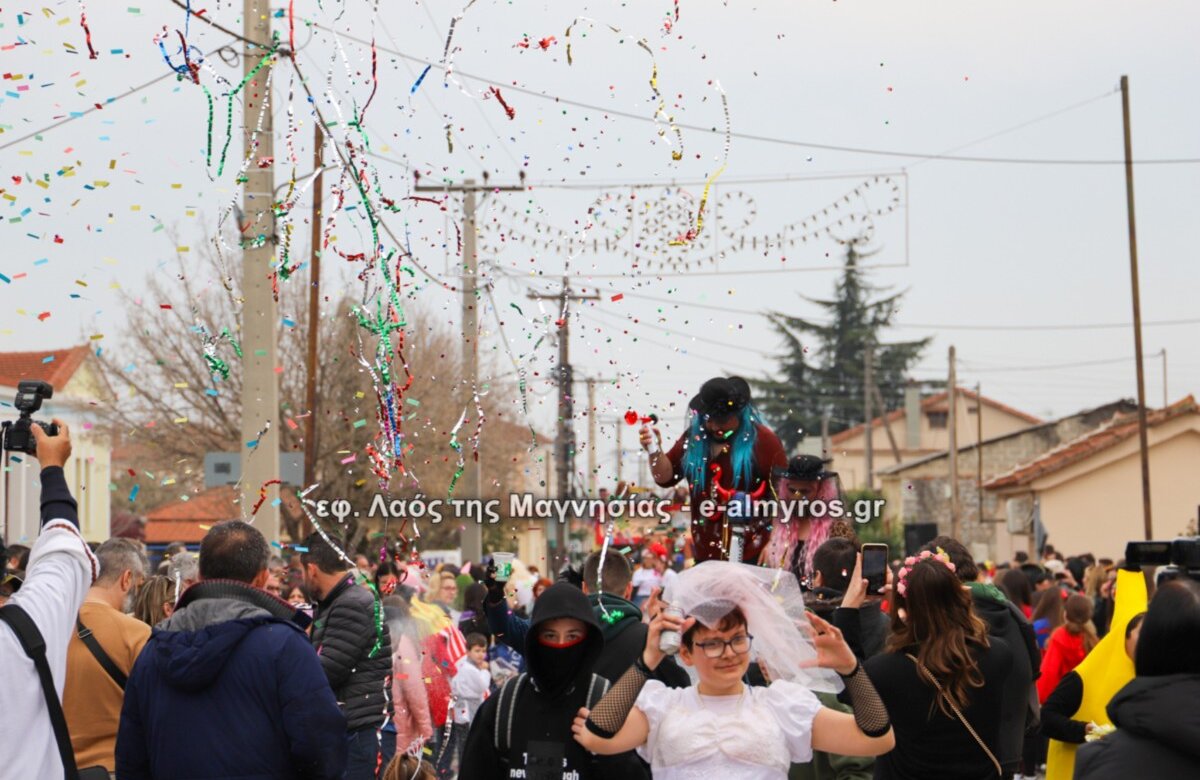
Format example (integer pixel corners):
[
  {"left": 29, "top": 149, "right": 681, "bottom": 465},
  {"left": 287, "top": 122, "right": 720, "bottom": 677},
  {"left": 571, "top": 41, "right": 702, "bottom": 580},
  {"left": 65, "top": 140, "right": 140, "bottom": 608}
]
[
  {"left": 631, "top": 567, "right": 663, "bottom": 598},
  {"left": 450, "top": 662, "right": 492, "bottom": 724},
  {"left": 634, "top": 679, "right": 823, "bottom": 780},
  {"left": 0, "top": 519, "right": 98, "bottom": 778}
]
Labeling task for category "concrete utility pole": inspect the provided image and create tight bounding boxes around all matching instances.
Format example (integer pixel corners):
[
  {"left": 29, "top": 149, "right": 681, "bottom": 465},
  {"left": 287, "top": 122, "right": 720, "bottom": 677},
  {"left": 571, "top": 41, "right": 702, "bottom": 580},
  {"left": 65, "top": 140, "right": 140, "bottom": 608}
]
[
  {"left": 948, "top": 346, "right": 959, "bottom": 540},
  {"left": 864, "top": 341, "right": 874, "bottom": 490},
  {"left": 976, "top": 382, "right": 984, "bottom": 527},
  {"left": 579, "top": 376, "right": 615, "bottom": 496},
  {"left": 1121, "top": 75, "right": 1153, "bottom": 541},
  {"left": 415, "top": 173, "right": 524, "bottom": 563},
  {"left": 240, "top": 0, "right": 280, "bottom": 540},
  {"left": 527, "top": 278, "right": 599, "bottom": 570}
]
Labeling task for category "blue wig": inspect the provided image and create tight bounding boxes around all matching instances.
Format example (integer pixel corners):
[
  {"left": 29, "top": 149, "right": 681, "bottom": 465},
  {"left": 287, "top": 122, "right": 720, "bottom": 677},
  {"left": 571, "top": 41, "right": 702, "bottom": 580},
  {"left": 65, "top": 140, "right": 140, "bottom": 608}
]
[{"left": 681, "top": 405, "right": 763, "bottom": 497}]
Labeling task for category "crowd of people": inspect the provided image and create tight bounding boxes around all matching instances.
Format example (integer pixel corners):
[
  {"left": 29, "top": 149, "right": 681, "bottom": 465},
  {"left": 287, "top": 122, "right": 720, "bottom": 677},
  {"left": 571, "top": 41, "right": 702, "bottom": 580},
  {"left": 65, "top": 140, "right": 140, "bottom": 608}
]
[{"left": 3, "top": 380, "right": 1200, "bottom": 779}]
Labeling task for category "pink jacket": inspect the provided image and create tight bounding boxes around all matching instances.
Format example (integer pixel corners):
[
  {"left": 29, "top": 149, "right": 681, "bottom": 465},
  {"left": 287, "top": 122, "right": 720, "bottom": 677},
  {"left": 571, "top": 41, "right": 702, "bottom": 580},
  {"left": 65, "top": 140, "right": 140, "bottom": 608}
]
[{"left": 391, "top": 633, "right": 433, "bottom": 753}]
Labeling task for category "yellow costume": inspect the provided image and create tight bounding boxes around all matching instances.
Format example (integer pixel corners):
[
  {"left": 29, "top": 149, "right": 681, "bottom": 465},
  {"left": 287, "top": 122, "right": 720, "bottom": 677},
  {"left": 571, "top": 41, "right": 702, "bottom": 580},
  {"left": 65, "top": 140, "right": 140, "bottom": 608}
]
[{"left": 1045, "top": 568, "right": 1148, "bottom": 780}]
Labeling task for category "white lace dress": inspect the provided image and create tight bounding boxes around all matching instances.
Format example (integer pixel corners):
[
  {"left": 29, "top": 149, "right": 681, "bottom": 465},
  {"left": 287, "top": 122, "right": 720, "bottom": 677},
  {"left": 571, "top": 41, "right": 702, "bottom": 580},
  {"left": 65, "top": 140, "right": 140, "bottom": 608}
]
[{"left": 634, "top": 679, "right": 823, "bottom": 779}]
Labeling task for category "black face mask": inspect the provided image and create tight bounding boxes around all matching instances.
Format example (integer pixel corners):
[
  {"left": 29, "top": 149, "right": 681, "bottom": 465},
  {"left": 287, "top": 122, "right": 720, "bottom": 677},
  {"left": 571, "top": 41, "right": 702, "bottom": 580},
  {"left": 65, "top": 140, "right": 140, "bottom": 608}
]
[{"left": 530, "top": 636, "right": 588, "bottom": 698}]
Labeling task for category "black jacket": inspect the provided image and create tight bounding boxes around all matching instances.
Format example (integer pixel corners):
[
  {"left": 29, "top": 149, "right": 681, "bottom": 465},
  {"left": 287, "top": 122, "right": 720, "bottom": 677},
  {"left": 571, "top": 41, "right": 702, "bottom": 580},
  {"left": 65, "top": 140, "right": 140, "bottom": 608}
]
[
  {"left": 310, "top": 573, "right": 392, "bottom": 732},
  {"left": 970, "top": 586, "right": 1039, "bottom": 774},
  {"left": 461, "top": 583, "right": 646, "bottom": 780},
  {"left": 1074, "top": 674, "right": 1200, "bottom": 778},
  {"left": 591, "top": 592, "right": 690, "bottom": 689},
  {"left": 807, "top": 586, "right": 889, "bottom": 661}
]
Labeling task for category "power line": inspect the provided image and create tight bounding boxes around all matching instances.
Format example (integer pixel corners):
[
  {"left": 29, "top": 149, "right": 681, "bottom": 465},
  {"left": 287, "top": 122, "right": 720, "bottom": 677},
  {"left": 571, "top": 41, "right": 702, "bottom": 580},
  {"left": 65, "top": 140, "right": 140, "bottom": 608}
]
[
  {"left": 0, "top": 39, "right": 238, "bottom": 152},
  {"left": 308, "top": 22, "right": 1200, "bottom": 167}
]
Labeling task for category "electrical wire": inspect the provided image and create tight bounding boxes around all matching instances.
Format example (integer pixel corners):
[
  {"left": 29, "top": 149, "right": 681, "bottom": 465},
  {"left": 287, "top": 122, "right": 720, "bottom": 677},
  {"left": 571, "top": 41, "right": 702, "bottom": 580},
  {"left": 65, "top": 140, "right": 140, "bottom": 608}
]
[{"left": 307, "top": 22, "right": 1200, "bottom": 167}]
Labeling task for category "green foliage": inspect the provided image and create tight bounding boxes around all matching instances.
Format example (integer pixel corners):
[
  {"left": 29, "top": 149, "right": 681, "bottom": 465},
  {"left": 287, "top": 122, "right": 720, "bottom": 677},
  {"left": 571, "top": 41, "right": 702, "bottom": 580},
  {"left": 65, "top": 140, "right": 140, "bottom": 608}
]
[{"left": 752, "top": 243, "right": 931, "bottom": 452}]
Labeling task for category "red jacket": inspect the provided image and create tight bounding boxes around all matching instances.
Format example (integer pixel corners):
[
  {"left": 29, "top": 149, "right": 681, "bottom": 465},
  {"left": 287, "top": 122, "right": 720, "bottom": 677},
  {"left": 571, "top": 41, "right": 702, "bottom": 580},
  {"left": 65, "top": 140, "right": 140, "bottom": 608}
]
[{"left": 1037, "top": 626, "right": 1090, "bottom": 703}]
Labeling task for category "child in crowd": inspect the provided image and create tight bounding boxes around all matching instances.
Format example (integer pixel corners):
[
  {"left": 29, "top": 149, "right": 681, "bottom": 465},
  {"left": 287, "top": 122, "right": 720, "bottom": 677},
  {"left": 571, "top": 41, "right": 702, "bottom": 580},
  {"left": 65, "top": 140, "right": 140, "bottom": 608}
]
[{"left": 450, "top": 633, "right": 492, "bottom": 769}]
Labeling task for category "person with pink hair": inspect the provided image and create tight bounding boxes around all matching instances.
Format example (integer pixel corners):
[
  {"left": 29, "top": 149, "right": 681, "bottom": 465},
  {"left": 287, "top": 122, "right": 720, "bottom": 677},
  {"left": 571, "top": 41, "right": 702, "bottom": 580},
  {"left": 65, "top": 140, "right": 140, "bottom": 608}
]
[{"left": 763, "top": 455, "right": 843, "bottom": 590}]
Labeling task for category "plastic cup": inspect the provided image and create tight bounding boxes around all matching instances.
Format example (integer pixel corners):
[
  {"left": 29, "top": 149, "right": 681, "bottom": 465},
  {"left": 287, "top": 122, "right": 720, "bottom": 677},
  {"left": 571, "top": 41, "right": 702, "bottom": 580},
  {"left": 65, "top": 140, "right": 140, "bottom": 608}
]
[{"left": 492, "top": 552, "right": 516, "bottom": 582}]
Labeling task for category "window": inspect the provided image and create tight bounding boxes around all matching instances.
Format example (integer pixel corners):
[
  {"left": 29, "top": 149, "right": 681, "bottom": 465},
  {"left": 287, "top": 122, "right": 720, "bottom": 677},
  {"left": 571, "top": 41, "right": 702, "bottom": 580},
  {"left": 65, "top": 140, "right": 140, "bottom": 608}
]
[{"left": 927, "top": 411, "right": 948, "bottom": 429}]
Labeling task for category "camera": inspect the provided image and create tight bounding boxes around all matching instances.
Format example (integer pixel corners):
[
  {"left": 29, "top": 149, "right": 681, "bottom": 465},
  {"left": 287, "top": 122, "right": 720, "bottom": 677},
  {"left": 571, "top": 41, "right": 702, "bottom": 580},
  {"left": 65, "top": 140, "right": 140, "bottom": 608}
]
[
  {"left": 1, "top": 380, "right": 60, "bottom": 455},
  {"left": 1125, "top": 537, "right": 1200, "bottom": 585}
]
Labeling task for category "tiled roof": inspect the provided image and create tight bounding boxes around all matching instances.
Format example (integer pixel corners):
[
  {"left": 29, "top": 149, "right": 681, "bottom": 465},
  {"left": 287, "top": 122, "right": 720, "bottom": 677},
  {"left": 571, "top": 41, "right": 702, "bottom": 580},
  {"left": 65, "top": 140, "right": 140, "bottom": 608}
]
[
  {"left": 985, "top": 396, "right": 1198, "bottom": 490},
  {"left": 0, "top": 345, "right": 90, "bottom": 392},
  {"left": 144, "top": 485, "right": 302, "bottom": 543},
  {"left": 831, "top": 387, "right": 1041, "bottom": 445}
]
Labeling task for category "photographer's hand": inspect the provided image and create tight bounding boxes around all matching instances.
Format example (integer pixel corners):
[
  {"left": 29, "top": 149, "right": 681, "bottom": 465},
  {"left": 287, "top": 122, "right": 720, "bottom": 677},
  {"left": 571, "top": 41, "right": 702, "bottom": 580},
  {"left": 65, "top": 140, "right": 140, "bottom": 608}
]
[{"left": 32, "top": 418, "right": 71, "bottom": 469}]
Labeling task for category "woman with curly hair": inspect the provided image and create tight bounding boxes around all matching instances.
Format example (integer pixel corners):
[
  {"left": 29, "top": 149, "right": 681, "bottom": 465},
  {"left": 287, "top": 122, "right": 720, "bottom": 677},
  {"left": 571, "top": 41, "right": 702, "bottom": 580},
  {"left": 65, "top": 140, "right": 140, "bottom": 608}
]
[{"left": 865, "top": 548, "right": 1014, "bottom": 779}]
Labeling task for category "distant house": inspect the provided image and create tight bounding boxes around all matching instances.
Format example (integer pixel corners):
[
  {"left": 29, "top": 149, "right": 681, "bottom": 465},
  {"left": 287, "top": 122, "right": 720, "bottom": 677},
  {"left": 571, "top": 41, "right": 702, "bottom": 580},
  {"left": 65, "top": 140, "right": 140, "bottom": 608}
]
[
  {"left": 984, "top": 396, "right": 1200, "bottom": 561},
  {"left": 829, "top": 387, "right": 1042, "bottom": 490},
  {"left": 878, "top": 400, "right": 1139, "bottom": 562},
  {"left": 0, "top": 346, "right": 111, "bottom": 544}
]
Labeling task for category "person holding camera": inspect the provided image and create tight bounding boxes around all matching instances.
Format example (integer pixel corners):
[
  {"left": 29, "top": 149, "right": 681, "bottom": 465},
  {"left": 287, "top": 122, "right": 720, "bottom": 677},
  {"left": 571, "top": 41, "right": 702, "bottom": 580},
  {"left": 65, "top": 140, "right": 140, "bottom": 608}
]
[{"left": 0, "top": 421, "right": 103, "bottom": 777}]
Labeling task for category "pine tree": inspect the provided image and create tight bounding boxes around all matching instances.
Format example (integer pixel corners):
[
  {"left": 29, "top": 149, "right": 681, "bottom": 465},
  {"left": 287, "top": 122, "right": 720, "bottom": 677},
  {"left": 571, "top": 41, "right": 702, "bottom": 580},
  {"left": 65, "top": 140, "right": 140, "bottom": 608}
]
[{"left": 753, "top": 242, "right": 930, "bottom": 452}]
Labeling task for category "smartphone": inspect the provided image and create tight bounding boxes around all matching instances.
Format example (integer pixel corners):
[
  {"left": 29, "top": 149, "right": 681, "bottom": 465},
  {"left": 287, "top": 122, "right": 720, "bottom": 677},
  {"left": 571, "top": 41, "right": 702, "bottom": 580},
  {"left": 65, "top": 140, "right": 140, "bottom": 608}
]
[{"left": 862, "top": 543, "right": 888, "bottom": 595}]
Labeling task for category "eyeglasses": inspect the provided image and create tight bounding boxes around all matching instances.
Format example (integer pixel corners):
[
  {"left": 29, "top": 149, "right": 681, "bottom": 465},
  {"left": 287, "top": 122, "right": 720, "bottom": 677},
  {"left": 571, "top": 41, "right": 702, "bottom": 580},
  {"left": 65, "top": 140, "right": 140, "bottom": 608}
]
[{"left": 694, "top": 633, "right": 753, "bottom": 659}]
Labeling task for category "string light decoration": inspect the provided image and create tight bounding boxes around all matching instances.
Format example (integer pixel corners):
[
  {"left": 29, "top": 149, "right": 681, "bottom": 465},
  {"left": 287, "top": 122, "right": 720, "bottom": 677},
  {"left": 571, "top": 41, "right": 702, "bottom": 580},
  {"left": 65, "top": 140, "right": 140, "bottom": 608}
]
[{"left": 477, "top": 175, "right": 903, "bottom": 272}]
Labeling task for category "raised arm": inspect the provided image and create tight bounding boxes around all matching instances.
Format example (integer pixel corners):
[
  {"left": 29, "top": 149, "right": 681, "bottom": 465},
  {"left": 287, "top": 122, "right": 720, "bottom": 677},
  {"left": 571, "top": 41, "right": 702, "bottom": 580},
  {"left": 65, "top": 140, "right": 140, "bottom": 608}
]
[
  {"left": 807, "top": 613, "right": 895, "bottom": 757},
  {"left": 572, "top": 606, "right": 691, "bottom": 755}
]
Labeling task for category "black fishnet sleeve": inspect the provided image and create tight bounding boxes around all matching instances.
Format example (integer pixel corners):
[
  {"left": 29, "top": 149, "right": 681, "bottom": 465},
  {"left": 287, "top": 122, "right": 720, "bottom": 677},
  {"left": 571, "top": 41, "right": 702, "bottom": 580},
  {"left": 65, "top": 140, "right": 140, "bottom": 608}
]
[
  {"left": 585, "top": 661, "right": 651, "bottom": 738},
  {"left": 840, "top": 662, "right": 891, "bottom": 737}
]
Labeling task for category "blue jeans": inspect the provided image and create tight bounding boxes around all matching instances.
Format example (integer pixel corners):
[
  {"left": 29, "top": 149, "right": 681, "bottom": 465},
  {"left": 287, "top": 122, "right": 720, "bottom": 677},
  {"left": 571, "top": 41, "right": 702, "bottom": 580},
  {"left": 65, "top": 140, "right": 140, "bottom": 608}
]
[{"left": 345, "top": 726, "right": 396, "bottom": 780}]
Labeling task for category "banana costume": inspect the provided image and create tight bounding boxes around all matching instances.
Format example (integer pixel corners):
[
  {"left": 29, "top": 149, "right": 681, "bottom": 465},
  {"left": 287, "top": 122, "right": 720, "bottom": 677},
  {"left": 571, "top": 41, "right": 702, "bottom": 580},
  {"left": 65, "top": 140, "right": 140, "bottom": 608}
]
[{"left": 1045, "top": 568, "right": 1148, "bottom": 780}]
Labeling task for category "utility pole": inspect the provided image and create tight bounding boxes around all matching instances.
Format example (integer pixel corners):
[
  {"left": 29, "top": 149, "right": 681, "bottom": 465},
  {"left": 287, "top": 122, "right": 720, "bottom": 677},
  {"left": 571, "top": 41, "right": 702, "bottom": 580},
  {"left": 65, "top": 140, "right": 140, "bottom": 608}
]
[
  {"left": 240, "top": 0, "right": 280, "bottom": 540},
  {"left": 301, "top": 124, "right": 324, "bottom": 540},
  {"left": 578, "top": 376, "right": 615, "bottom": 496},
  {"left": 1161, "top": 348, "right": 1168, "bottom": 409},
  {"left": 864, "top": 341, "right": 874, "bottom": 490},
  {"left": 1121, "top": 75, "right": 1153, "bottom": 541},
  {"left": 976, "top": 382, "right": 984, "bottom": 527},
  {"left": 527, "top": 278, "right": 599, "bottom": 570},
  {"left": 948, "top": 346, "right": 959, "bottom": 540},
  {"left": 415, "top": 173, "right": 524, "bottom": 563},
  {"left": 871, "top": 384, "right": 902, "bottom": 463}
]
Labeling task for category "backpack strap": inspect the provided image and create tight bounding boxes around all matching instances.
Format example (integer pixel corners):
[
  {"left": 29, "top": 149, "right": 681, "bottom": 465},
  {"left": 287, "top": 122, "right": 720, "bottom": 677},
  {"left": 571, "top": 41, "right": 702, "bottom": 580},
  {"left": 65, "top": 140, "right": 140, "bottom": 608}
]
[
  {"left": 585, "top": 673, "right": 611, "bottom": 710},
  {"left": 76, "top": 617, "right": 127, "bottom": 690},
  {"left": 493, "top": 673, "right": 528, "bottom": 758},
  {"left": 0, "top": 605, "right": 80, "bottom": 780}
]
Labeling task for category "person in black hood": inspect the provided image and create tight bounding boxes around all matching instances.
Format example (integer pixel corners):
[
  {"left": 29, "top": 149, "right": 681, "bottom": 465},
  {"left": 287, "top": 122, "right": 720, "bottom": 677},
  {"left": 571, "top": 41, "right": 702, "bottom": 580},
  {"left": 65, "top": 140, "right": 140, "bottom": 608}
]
[
  {"left": 1075, "top": 578, "right": 1200, "bottom": 778},
  {"left": 484, "top": 551, "right": 690, "bottom": 688},
  {"left": 461, "top": 582, "right": 647, "bottom": 779}
]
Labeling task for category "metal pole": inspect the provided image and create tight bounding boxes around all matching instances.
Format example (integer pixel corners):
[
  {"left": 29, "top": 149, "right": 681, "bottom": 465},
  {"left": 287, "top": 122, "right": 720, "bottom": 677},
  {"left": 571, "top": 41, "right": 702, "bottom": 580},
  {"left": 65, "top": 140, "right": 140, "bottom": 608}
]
[
  {"left": 587, "top": 378, "right": 597, "bottom": 496},
  {"left": 1161, "top": 348, "right": 1168, "bottom": 408},
  {"left": 240, "top": 0, "right": 280, "bottom": 540},
  {"left": 864, "top": 341, "right": 874, "bottom": 490},
  {"left": 1121, "top": 75, "right": 1153, "bottom": 541},
  {"left": 948, "top": 346, "right": 958, "bottom": 540},
  {"left": 459, "top": 181, "right": 483, "bottom": 564},
  {"left": 976, "top": 383, "right": 983, "bottom": 527},
  {"left": 301, "top": 124, "right": 323, "bottom": 541},
  {"left": 556, "top": 278, "right": 574, "bottom": 569}
]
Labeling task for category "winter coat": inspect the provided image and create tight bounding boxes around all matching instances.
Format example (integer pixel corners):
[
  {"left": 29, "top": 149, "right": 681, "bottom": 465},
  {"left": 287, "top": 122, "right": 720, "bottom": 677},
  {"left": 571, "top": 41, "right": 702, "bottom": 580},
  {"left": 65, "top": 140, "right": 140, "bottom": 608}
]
[
  {"left": 969, "top": 583, "right": 1040, "bottom": 775},
  {"left": 461, "top": 583, "right": 648, "bottom": 779},
  {"left": 310, "top": 572, "right": 393, "bottom": 732},
  {"left": 390, "top": 631, "right": 432, "bottom": 753},
  {"left": 115, "top": 580, "right": 347, "bottom": 779},
  {"left": 1074, "top": 673, "right": 1200, "bottom": 778},
  {"left": 1038, "top": 627, "right": 1091, "bottom": 704}
]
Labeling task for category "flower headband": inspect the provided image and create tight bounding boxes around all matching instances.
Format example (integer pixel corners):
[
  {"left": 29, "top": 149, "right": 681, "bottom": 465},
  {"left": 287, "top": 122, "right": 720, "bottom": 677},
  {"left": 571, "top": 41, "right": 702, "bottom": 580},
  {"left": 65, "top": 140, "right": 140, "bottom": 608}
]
[{"left": 895, "top": 547, "right": 956, "bottom": 597}]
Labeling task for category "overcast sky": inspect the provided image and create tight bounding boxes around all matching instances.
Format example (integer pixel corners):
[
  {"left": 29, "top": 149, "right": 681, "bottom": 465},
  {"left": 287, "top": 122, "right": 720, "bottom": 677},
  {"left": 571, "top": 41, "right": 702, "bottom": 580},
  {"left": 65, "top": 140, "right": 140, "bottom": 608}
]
[{"left": 3, "top": 1, "right": 1198, "bottom": 490}]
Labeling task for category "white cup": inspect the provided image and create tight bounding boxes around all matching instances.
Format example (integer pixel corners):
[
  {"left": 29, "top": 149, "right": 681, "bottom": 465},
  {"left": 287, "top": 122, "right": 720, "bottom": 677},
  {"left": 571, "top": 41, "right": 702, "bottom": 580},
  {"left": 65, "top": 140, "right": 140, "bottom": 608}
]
[{"left": 492, "top": 552, "right": 516, "bottom": 582}]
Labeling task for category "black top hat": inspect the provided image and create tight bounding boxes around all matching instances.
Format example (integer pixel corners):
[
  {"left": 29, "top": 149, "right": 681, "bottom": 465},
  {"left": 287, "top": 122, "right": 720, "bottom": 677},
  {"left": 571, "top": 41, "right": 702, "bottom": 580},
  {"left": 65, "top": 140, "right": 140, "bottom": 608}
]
[
  {"left": 774, "top": 454, "right": 837, "bottom": 481},
  {"left": 693, "top": 376, "right": 751, "bottom": 418}
]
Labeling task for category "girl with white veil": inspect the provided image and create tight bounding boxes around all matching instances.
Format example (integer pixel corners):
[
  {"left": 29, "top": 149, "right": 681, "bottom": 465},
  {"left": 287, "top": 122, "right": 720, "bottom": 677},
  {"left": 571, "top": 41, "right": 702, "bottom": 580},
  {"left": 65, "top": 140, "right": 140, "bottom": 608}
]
[{"left": 572, "top": 562, "right": 895, "bottom": 778}]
